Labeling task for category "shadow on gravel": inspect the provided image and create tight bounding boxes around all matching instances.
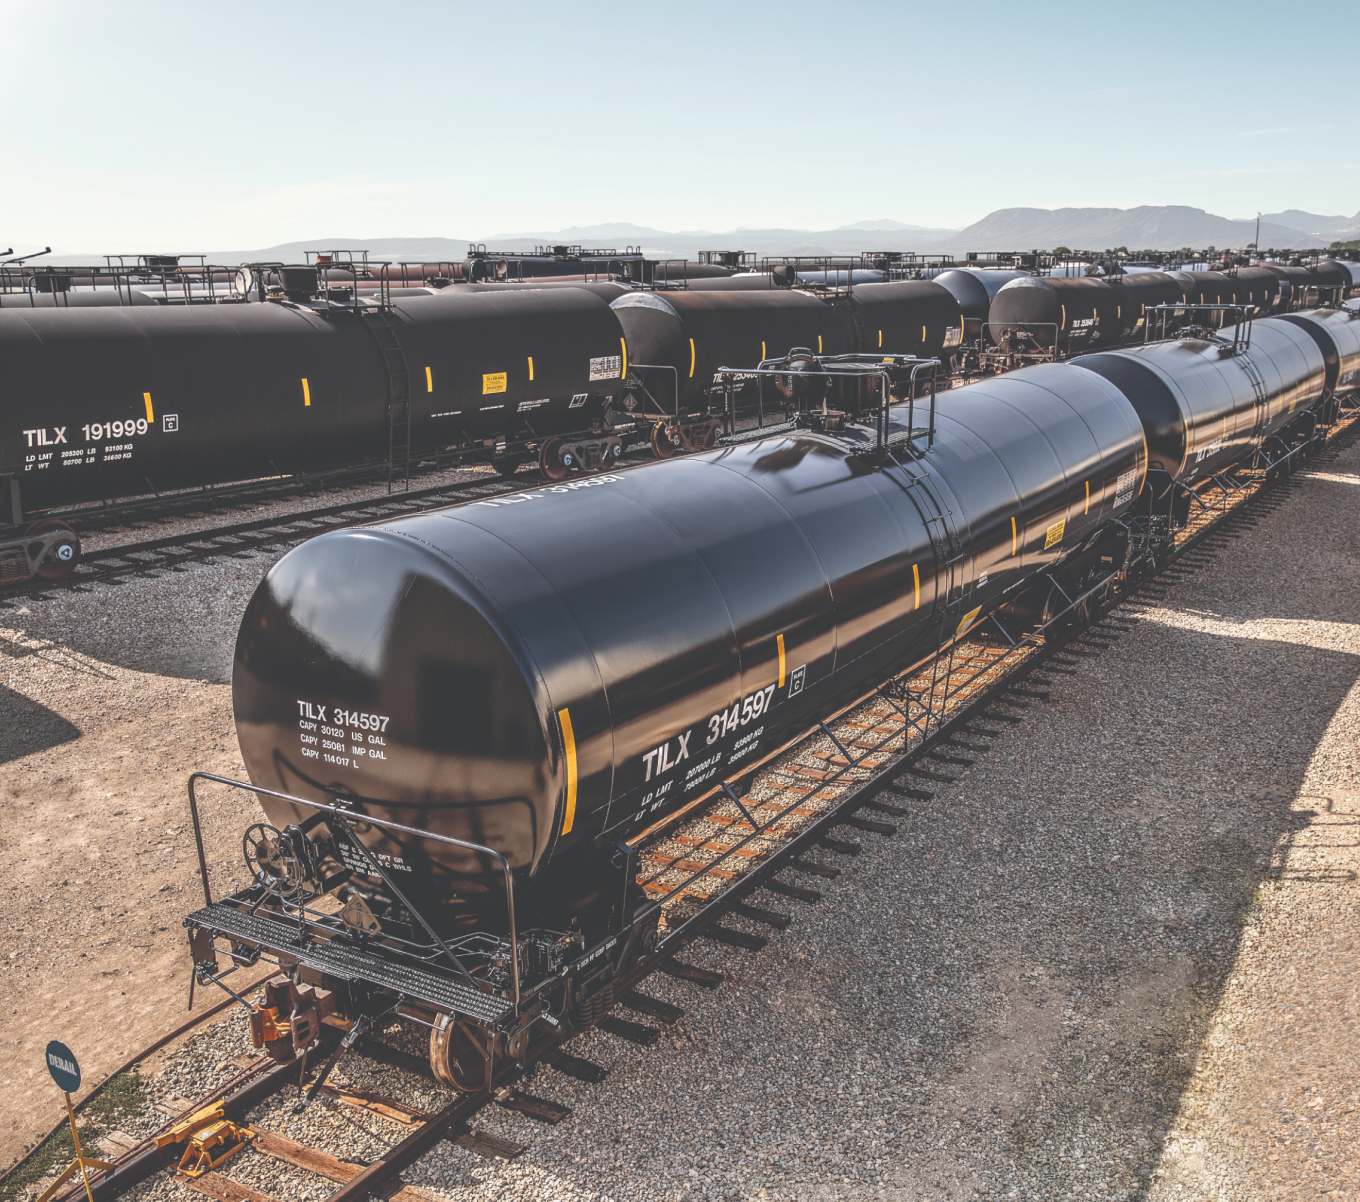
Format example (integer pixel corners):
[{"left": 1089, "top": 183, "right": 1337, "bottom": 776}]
[
  {"left": 824, "top": 626, "right": 1360, "bottom": 1201},
  {"left": 590, "top": 625, "right": 1360, "bottom": 1202},
  {"left": 0, "top": 683, "right": 82, "bottom": 763}
]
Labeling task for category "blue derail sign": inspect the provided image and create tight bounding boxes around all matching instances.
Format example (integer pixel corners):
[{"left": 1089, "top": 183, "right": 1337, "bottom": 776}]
[{"left": 46, "top": 1041, "right": 81, "bottom": 1094}]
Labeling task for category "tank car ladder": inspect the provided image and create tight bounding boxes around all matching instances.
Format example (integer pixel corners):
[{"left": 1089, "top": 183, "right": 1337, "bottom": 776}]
[{"left": 364, "top": 309, "right": 412, "bottom": 493}]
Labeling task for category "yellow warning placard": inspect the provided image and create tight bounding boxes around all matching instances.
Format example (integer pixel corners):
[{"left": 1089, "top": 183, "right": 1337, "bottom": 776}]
[
  {"left": 1044, "top": 518, "right": 1066, "bottom": 549},
  {"left": 482, "top": 372, "right": 507, "bottom": 395},
  {"left": 955, "top": 606, "right": 982, "bottom": 639}
]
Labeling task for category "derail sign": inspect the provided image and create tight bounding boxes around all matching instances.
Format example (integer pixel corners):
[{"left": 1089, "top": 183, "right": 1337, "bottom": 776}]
[{"left": 46, "top": 1040, "right": 81, "bottom": 1093}]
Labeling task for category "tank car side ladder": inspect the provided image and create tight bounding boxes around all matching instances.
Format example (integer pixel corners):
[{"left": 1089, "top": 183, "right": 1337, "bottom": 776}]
[{"left": 364, "top": 305, "right": 413, "bottom": 493}]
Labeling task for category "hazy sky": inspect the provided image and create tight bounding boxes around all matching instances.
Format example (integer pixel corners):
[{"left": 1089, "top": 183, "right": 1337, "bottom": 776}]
[{"left": 3, "top": 0, "right": 1355, "bottom": 253}]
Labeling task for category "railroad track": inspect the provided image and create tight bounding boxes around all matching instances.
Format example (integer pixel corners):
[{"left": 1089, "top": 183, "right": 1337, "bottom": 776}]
[
  {"left": 0, "top": 466, "right": 619, "bottom": 601},
  {"left": 15, "top": 401, "right": 1357, "bottom": 1202}
]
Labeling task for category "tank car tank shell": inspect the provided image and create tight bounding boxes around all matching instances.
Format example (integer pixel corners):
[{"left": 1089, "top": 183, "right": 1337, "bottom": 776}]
[
  {"left": 832, "top": 280, "right": 964, "bottom": 359},
  {"left": 429, "top": 279, "right": 634, "bottom": 302},
  {"left": 1110, "top": 272, "right": 1184, "bottom": 339},
  {"left": 0, "top": 290, "right": 161, "bottom": 308},
  {"left": 987, "top": 276, "right": 1122, "bottom": 352},
  {"left": 1263, "top": 264, "right": 1345, "bottom": 309},
  {"left": 1318, "top": 260, "right": 1360, "bottom": 297},
  {"left": 933, "top": 269, "right": 1030, "bottom": 341},
  {"left": 1076, "top": 315, "right": 1325, "bottom": 485},
  {"left": 1276, "top": 308, "right": 1360, "bottom": 399},
  {"left": 232, "top": 361, "right": 1146, "bottom": 900},
  {"left": 610, "top": 290, "right": 854, "bottom": 409},
  {"left": 680, "top": 273, "right": 783, "bottom": 291},
  {"left": 1, "top": 288, "right": 628, "bottom": 511}
]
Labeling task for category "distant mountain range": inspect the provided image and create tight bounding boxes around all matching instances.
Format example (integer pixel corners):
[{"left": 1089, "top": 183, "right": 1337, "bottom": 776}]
[
  {"left": 930, "top": 206, "right": 1360, "bottom": 253},
  {"left": 41, "top": 206, "right": 1359, "bottom": 266}
]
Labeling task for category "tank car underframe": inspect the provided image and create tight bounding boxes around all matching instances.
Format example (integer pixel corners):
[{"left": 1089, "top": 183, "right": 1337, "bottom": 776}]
[{"left": 181, "top": 505, "right": 1159, "bottom": 1092}]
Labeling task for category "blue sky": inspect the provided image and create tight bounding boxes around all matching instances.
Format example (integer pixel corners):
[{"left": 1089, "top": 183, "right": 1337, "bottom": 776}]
[{"left": 3, "top": 0, "right": 1354, "bottom": 252}]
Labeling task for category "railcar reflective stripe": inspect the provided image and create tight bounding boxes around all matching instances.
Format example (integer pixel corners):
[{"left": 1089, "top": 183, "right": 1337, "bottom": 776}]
[
  {"left": 620, "top": 337, "right": 627, "bottom": 378},
  {"left": 1011, "top": 516, "right": 1017, "bottom": 556},
  {"left": 762, "top": 341, "right": 766, "bottom": 361},
  {"left": 143, "top": 393, "right": 154, "bottom": 421},
  {"left": 921, "top": 325, "right": 926, "bottom": 343},
  {"left": 689, "top": 338, "right": 696, "bottom": 378},
  {"left": 425, "top": 366, "right": 433, "bottom": 392},
  {"left": 817, "top": 334, "right": 823, "bottom": 353},
  {"left": 1061, "top": 305, "right": 1066, "bottom": 330},
  {"left": 913, "top": 563, "right": 920, "bottom": 610},
  {"left": 527, "top": 356, "right": 534, "bottom": 381},
  {"left": 559, "top": 707, "right": 578, "bottom": 835},
  {"left": 1084, "top": 480, "right": 1090, "bottom": 514},
  {"left": 777, "top": 634, "right": 786, "bottom": 688},
  {"left": 878, "top": 330, "right": 883, "bottom": 347},
  {"left": 956, "top": 606, "right": 982, "bottom": 639},
  {"left": 302, "top": 378, "right": 311, "bottom": 406}
]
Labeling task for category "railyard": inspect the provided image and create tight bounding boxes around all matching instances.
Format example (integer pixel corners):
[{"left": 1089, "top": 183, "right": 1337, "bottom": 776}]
[{"left": 3, "top": 416, "right": 1356, "bottom": 1202}]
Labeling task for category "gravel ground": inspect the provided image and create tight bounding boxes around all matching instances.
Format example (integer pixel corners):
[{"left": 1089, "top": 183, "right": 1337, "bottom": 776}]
[{"left": 4, "top": 439, "right": 1357, "bottom": 1197}]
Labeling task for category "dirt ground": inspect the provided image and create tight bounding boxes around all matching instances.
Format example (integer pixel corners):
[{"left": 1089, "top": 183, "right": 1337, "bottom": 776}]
[{"left": 0, "top": 549, "right": 287, "bottom": 1166}]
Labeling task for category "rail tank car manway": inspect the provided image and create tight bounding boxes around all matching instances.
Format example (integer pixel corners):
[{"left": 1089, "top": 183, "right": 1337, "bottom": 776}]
[
  {"left": 232, "top": 360, "right": 1147, "bottom": 934},
  {"left": 0, "top": 288, "right": 628, "bottom": 511}
]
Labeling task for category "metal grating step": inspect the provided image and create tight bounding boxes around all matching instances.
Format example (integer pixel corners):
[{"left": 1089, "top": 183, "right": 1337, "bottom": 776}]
[{"left": 187, "top": 903, "right": 511, "bottom": 1025}]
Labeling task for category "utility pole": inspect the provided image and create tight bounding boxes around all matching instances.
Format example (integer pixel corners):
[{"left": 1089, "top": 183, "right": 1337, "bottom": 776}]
[{"left": 1255, "top": 212, "right": 1261, "bottom": 255}]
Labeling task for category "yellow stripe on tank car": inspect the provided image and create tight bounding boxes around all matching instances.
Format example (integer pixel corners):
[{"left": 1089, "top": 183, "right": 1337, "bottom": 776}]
[
  {"left": 878, "top": 330, "right": 883, "bottom": 348},
  {"left": 1011, "top": 516, "right": 1018, "bottom": 556},
  {"left": 921, "top": 325, "right": 926, "bottom": 344},
  {"left": 1085, "top": 480, "right": 1090, "bottom": 514},
  {"left": 818, "top": 334, "right": 823, "bottom": 353},
  {"left": 527, "top": 356, "right": 534, "bottom": 382},
  {"left": 777, "top": 634, "right": 786, "bottom": 688},
  {"left": 1061, "top": 305, "right": 1066, "bottom": 330},
  {"left": 620, "top": 337, "right": 627, "bottom": 378},
  {"left": 559, "top": 707, "right": 578, "bottom": 835},
  {"left": 425, "top": 366, "right": 433, "bottom": 392},
  {"left": 689, "top": 338, "right": 696, "bottom": 378},
  {"left": 302, "top": 378, "right": 311, "bottom": 406},
  {"left": 913, "top": 564, "right": 920, "bottom": 610},
  {"left": 762, "top": 341, "right": 766, "bottom": 362},
  {"left": 143, "top": 392, "right": 154, "bottom": 422}
]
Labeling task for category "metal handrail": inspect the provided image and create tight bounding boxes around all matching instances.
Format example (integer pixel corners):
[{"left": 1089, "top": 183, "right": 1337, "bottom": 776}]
[
  {"left": 1143, "top": 303, "right": 1256, "bottom": 350},
  {"left": 186, "top": 771, "right": 521, "bottom": 1010},
  {"left": 714, "top": 353, "right": 941, "bottom": 450}
]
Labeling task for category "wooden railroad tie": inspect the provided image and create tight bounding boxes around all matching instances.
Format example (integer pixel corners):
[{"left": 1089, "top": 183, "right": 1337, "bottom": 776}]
[
  {"left": 494, "top": 1089, "right": 572, "bottom": 1125},
  {"left": 619, "top": 989, "right": 686, "bottom": 1023},
  {"left": 700, "top": 925, "right": 769, "bottom": 951},
  {"left": 657, "top": 960, "right": 725, "bottom": 988},
  {"left": 763, "top": 877, "right": 822, "bottom": 903}
]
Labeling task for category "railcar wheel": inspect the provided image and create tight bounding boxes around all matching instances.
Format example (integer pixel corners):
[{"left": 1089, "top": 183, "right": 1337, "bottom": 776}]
[
  {"left": 430, "top": 1016, "right": 488, "bottom": 1092},
  {"left": 539, "top": 437, "right": 571, "bottom": 481},
  {"left": 651, "top": 422, "right": 677, "bottom": 459},
  {"left": 27, "top": 520, "right": 81, "bottom": 580}
]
